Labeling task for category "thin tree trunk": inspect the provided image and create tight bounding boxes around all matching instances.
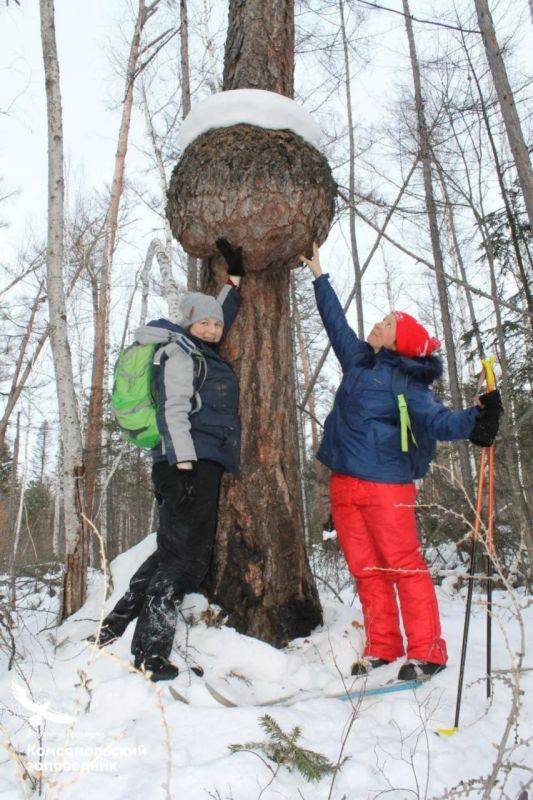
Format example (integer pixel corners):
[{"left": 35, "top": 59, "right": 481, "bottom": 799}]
[
  {"left": 138, "top": 249, "right": 152, "bottom": 329},
  {"left": 436, "top": 128, "right": 532, "bottom": 564},
  {"left": 476, "top": 212, "right": 532, "bottom": 571},
  {"left": 290, "top": 275, "right": 311, "bottom": 546},
  {"left": 38, "top": 420, "right": 49, "bottom": 483},
  {"left": 437, "top": 167, "right": 485, "bottom": 359},
  {"left": 7, "top": 413, "right": 21, "bottom": 562},
  {"left": 339, "top": 0, "right": 364, "bottom": 337},
  {"left": 140, "top": 81, "right": 174, "bottom": 265},
  {"left": 461, "top": 40, "right": 533, "bottom": 326},
  {"left": 292, "top": 283, "right": 319, "bottom": 454},
  {"left": 10, "top": 417, "right": 28, "bottom": 607},
  {"left": 84, "top": 0, "right": 149, "bottom": 521},
  {"left": 402, "top": 0, "right": 474, "bottom": 496},
  {"left": 474, "top": 0, "right": 533, "bottom": 231},
  {"left": 0, "top": 260, "right": 87, "bottom": 454},
  {"left": 40, "top": 0, "right": 88, "bottom": 619},
  {"left": 154, "top": 243, "right": 182, "bottom": 321},
  {"left": 52, "top": 446, "right": 62, "bottom": 558},
  {"left": 0, "top": 283, "right": 44, "bottom": 452}
]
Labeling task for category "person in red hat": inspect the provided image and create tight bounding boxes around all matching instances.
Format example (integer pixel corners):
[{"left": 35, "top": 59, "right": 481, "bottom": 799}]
[{"left": 300, "top": 243, "right": 503, "bottom": 681}]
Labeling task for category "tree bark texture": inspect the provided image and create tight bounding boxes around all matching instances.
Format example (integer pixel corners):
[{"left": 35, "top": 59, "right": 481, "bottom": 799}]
[
  {"left": 223, "top": 0, "right": 294, "bottom": 97},
  {"left": 40, "top": 0, "right": 88, "bottom": 618},
  {"left": 168, "top": 0, "right": 325, "bottom": 644},
  {"left": 474, "top": 0, "right": 533, "bottom": 233},
  {"left": 203, "top": 260, "right": 322, "bottom": 645},
  {"left": 402, "top": 0, "right": 474, "bottom": 498},
  {"left": 167, "top": 125, "right": 335, "bottom": 272}
]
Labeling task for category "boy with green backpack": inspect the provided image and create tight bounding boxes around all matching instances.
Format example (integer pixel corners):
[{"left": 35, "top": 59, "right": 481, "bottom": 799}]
[{"left": 88, "top": 239, "right": 244, "bottom": 681}]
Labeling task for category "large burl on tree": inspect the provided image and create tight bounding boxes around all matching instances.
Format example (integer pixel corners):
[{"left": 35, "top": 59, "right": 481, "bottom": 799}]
[{"left": 167, "top": 121, "right": 335, "bottom": 272}]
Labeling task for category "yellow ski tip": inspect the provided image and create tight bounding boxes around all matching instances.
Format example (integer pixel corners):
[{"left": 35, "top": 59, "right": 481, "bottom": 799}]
[{"left": 436, "top": 727, "right": 458, "bottom": 736}]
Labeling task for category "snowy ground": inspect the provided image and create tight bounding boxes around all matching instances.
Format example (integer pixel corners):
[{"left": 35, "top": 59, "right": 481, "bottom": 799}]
[{"left": 1, "top": 535, "right": 531, "bottom": 800}]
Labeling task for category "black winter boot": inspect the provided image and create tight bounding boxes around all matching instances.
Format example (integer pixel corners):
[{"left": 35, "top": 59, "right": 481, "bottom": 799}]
[
  {"left": 398, "top": 660, "right": 446, "bottom": 681},
  {"left": 87, "top": 551, "right": 159, "bottom": 647},
  {"left": 87, "top": 624, "right": 121, "bottom": 648},
  {"left": 134, "top": 654, "right": 179, "bottom": 682},
  {"left": 351, "top": 657, "right": 393, "bottom": 677}
]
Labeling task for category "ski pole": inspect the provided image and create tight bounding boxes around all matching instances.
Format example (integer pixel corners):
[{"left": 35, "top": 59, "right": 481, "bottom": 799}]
[
  {"left": 452, "top": 445, "right": 487, "bottom": 731},
  {"left": 482, "top": 356, "right": 496, "bottom": 700},
  {"left": 439, "top": 357, "right": 496, "bottom": 736}
]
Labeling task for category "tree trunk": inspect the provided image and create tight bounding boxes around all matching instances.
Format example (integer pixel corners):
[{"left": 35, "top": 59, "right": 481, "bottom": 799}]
[
  {"left": 461, "top": 40, "right": 533, "bottom": 328},
  {"left": 476, "top": 214, "right": 533, "bottom": 573},
  {"left": 84, "top": 0, "right": 148, "bottom": 520},
  {"left": 52, "top": 446, "right": 62, "bottom": 558},
  {"left": 10, "top": 415, "right": 28, "bottom": 607},
  {"left": 402, "top": 0, "right": 474, "bottom": 498},
  {"left": 40, "top": 0, "right": 88, "bottom": 618},
  {"left": 204, "top": 0, "right": 322, "bottom": 645},
  {"left": 339, "top": 0, "right": 364, "bottom": 338},
  {"left": 141, "top": 82, "right": 174, "bottom": 260},
  {"left": 437, "top": 167, "right": 485, "bottom": 360},
  {"left": 38, "top": 420, "right": 49, "bottom": 483},
  {"left": 474, "top": 0, "right": 533, "bottom": 233}
]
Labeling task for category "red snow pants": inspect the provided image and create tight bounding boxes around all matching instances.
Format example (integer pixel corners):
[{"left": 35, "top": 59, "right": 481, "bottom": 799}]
[{"left": 330, "top": 474, "right": 447, "bottom": 664}]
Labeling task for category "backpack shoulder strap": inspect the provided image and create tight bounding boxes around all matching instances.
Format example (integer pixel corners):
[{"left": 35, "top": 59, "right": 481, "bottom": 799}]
[
  {"left": 152, "top": 334, "right": 207, "bottom": 413},
  {"left": 391, "top": 366, "right": 417, "bottom": 452}
]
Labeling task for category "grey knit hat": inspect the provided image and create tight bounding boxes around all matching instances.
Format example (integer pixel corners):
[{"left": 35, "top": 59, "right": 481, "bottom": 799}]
[{"left": 179, "top": 291, "right": 224, "bottom": 328}]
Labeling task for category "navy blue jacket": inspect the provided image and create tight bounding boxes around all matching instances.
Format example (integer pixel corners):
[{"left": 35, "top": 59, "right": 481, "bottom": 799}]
[
  {"left": 136, "top": 284, "right": 242, "bottom": 474},
  {"left": 314, "top": 274, "right": 477, "bottom": 483}
]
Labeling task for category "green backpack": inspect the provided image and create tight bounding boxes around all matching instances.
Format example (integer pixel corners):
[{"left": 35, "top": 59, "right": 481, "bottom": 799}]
[{"left": 111, "top": 336, "right": 206, "bottom": 450}]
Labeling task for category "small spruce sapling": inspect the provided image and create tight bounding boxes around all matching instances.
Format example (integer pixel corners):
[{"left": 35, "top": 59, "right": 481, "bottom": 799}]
[{"left": 229, "top": 714, "right": 342, "bottom": 783}]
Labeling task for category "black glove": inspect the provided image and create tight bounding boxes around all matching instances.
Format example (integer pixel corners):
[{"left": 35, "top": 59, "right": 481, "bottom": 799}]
[
  {"left": 215, "top": 238, "right": 245, "bottom": 276},
  {"left": 469, "top": 390, "right": 503, "bottom": 447},
  {"left": 477, "top": 390, "right": 503, "bottom": 414}
]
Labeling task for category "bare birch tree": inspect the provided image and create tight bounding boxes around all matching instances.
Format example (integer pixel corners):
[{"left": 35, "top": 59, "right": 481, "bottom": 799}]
[{"left": 40, "top": 0, "right": 88, "bottom": 618}]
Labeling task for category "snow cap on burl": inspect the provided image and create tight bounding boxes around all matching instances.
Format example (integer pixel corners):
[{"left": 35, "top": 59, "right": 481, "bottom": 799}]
[{"left": 166, "top": 89, "right": 336, "bottom": 273}]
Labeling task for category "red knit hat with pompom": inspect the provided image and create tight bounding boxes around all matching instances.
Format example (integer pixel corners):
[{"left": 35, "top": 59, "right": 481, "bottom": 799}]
[{"left": 394, "top": 311, "right": 441, "bottom": 358}]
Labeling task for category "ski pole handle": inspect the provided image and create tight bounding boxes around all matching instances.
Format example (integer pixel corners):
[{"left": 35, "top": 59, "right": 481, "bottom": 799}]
[{"left": 481, "top": 355, "right": 496, "bottom": 392}]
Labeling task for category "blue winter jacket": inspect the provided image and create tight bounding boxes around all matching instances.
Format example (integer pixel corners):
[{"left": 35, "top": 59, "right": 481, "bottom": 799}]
[
  {"left": 135, "top": 284, "right": 242, "bottom": 474},
  {"left": 314, "top": 274, "right": 477, "bottom": 483}
]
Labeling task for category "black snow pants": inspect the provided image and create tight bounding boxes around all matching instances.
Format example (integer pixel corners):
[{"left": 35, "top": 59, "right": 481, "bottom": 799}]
[{"left": 103, "top": 459, "right": 223, "bottom": 661}]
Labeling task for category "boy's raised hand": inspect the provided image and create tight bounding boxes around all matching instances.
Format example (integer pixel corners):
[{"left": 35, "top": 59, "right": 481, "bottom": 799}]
[{"left": 300, "top": 241, "right": 322, "bottom": 278}]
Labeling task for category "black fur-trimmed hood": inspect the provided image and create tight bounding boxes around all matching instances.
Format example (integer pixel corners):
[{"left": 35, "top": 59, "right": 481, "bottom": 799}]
[{"left": 377, "top": 348, "right": 444, "bottom": 386}]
